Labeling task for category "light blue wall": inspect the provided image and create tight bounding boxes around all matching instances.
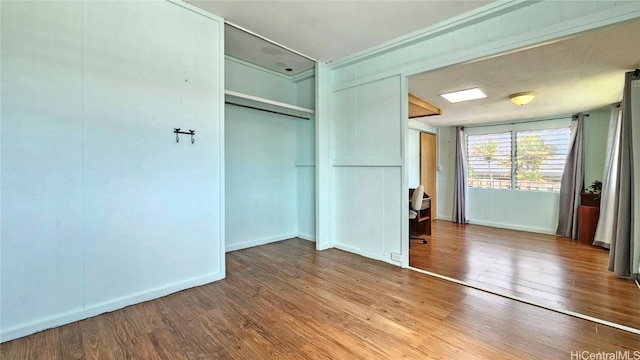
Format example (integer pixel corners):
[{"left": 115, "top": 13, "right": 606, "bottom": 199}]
[
  {"left": 296, "top": 76, "right": 316, "bottom": 240},
  {"left": 584, "top": 107, "right": 611, "bottom": 189},
  {"left": 224, "top": 59, "right": 316, "bottom": 249},
  {"left": 226, "top": 57, "right": 297, "bottom": 105},
  {"left": 1, "top": 1, "right": 225, "bottom": 341},
  {"left": 331, "top": 76, "right": 403, "bottom": 262},
  {"left": 225, "top": 104, "right": 299, "bottom": 250},
  {"left": 1, "top": 1, "right": 85, "bottom": 338}
]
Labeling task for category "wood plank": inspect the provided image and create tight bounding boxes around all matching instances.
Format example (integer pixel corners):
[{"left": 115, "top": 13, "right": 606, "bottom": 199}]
[
  {"left": 409, "top": 93, "right": 442, "bottom": 118},
  {"left": 2, "top": 237, "right": 639, "bottom": 359},
  {"left": 410, "top": 220, "right": 640, "bottom": 330}
]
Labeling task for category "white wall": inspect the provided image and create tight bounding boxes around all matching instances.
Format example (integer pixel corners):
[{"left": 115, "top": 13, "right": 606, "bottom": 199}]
[
  {"left": 407, "top": 121, "right": 438, "bottom": 191},
  {"left": 467, "top": 188, "right": 560, "bottom": 234},
  {"left": 408, "top": 129, "right": 420, "bottom": 188},
  {"left": 1, "top": 1, "right": 225, "bottom": 341}
]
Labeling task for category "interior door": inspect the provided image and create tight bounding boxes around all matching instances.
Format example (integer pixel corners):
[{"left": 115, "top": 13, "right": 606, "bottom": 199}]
[{"left": 420, "top": 132, "right": 437, "bottom": 220}]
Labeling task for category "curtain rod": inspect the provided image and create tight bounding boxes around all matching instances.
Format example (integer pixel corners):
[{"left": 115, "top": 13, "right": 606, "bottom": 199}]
[{"left": 463, "top": 113, "right": 589, "bottom": 129}]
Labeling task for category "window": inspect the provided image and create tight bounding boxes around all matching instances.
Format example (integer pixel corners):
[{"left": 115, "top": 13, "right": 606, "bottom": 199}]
[
  {"left": 515, "top": 128, "right": 571, "bottom": 190},
  {"left": 467, "top": 132, "right": 512, "bottom": 189},
  {"left": 467, "top": 127, "right": 571, "bottom": 191}
]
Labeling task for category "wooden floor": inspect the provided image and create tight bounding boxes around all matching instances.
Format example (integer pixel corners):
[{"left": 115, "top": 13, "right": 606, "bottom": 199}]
[
  {"left": 2, "top": 239, "right": 639, "bottom": 359},
  {"left": 410, "top": 220, "right": 640, "bottom": 331}
]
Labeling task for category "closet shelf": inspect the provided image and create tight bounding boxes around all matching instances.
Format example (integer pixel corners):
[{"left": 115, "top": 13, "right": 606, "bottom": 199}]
[{"left": 225, "top": 90, "right": 314, "bottom": 120}]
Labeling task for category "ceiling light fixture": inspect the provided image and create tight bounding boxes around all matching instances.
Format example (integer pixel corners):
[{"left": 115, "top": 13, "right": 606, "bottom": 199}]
[
  {"left": 509, "top": 92, "right": 536, "bottom": 106},
  {"left": 440, "top": 88, "right": 487, "bottom": 103}
]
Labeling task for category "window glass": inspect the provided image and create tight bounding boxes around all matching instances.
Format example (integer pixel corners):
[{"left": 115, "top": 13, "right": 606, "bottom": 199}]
[
  {"left": 515, "top": 128, "right": 571, "bottom": 191},
  {"left": 467, "top": 127, "right": 571, "bottom": 191},
  {"left": 467, "top": 132, "right": 512, "bottom": 189}
]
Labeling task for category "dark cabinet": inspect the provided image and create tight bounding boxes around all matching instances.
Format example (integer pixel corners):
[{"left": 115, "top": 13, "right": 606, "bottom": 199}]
[{"left": 579, "top": 193, "right": 600, "bottom": 245}]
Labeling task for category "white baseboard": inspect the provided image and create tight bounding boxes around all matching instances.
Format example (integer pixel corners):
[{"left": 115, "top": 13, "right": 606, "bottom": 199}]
[
  {"left": 334, "top": 243, "right": 402, "bottom": 267},
  {"left": 297, "top": 233, "right": 316, "bottom": 242},
  {"left": 468, "top": 220, "right": 555, "bottom": 235},
  {"left": 0, "top": 271, "right": 224, "bottom": 343},
  {"left": 225, "top": 233, "right": 297, "bottom": 252},
  {"left": 435, "top": 215, "right": 452, "bottom": 221}
]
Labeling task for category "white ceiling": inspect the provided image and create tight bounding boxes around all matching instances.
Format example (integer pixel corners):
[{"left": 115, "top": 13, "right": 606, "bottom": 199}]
[
  {"left": 225, "top": 24, "right": 315, "bottom": 76},
  {"left": 410, "top": 18, "right": 640, "bottom": 127},
  {"left": 187, "top": 0, "right": 492, "bottom": 62},
  {"left": 186, "top": 1, "right": 640, "bottom": 127}
]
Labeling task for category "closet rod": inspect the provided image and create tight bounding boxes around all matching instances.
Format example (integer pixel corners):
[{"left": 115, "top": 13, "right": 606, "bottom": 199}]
[{"left": 225, "top": 101, "right": 310, "bottom": 120}]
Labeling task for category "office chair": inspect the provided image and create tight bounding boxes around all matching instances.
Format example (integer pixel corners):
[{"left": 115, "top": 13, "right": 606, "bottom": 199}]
[{"left": 409, "top": 185, "right": 428, "bottom": 245}]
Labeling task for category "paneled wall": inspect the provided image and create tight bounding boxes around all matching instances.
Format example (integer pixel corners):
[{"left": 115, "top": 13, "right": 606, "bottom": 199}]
[
  {"left": 1, "top": 1, "right": 224, "bottom": 341},
  {"left": 296, "top": 76, "right": 316, "bottom": 240},
  {"left": 331, "top": 76, "right": 403, "bottom": 262}
]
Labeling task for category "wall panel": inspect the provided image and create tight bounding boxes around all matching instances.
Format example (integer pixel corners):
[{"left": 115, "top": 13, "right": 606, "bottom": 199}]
[
  {"left": 408, "top": 129, "right": 420, "bottom": 188},
  {"left": 1, "top": 1, "right": 224, "bottom": 341},
  {"left": 331, "top": 76, "right": 402, "bottom": 263},
  {"left": 1, "top": 1, "right": 84, "bottom": 333},
  {"left": 296, "top": 75, "right": 316, "bottom": 240},
  {"left": 225, "top": 105, "right": 298, "bottom": 251},
  {"left": 468, "top": 188, "right": 559, "bottom": 234},
  {"left": 225, "top": 57, "right": 296, "bottom": 105},
  {"left": 82, "top": 1, "right": 223, "bottom": 305}
]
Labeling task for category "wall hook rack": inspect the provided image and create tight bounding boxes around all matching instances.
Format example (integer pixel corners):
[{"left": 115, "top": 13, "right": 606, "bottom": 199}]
[{"left": 174, "top": 128, "right": 195, "bottom": 144}]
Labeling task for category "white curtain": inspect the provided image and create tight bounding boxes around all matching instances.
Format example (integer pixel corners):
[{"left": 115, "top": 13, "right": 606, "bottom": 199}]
[
  {"left": 592, "top": 106, "right": 621, "bottom": 249},
  {"left": 452, "top": 126, "right": 468, "bottom": 223},
  {"left": 556, "top": 114, "right": 585, "bottom": 239}
]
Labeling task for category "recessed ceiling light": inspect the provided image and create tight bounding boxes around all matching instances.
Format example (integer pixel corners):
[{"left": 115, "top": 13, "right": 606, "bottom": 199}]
[{"left": 440, "top": 88, "right": 487, "bottom": 103}]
